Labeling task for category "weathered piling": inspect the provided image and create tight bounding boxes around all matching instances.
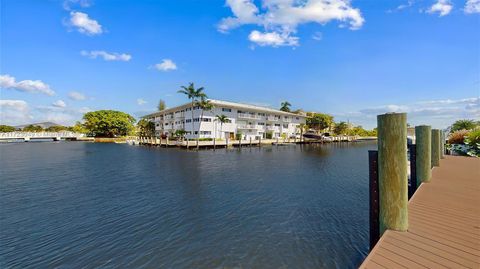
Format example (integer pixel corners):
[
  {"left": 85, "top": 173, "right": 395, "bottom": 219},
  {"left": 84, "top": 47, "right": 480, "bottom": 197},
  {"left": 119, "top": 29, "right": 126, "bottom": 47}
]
[
  {"left": 415, "top": 125, "right": 432, "bottom": 186},
  {"left": 377, "top": 113, "right": 408, "bottom": 234},
  {"left": 440, "top": 131, "right": 445, "bottom": 159},
  {"left": 431, "top": 129, "right": 441, "bottom": 167}
]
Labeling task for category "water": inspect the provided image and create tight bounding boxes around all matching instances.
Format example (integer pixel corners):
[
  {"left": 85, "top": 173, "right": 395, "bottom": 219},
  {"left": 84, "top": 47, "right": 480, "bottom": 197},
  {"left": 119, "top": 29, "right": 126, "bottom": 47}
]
[{"left": 0, "top": 141, "right": 376, "bottom": 268}]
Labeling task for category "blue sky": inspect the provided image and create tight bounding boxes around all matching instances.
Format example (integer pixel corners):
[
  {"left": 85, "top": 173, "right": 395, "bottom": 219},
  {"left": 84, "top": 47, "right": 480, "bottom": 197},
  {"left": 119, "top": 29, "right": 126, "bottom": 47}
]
[{"left": 1, "top": 0, "right": 479, "bottom": 129}]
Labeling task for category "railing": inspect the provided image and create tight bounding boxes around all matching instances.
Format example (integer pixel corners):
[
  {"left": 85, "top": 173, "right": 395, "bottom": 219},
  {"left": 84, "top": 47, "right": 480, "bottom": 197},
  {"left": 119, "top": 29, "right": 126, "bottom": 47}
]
[
  {"left": 266, "top": 116, "right": 279, "bottom": 121},
  {"left": 0, "top": 131, "right": 85, "bottom": 139},
  {"left": 237, "top": 124, "right": 257, "bottom": 129},
  {"left": 237, "top": 113, "right": 260, "bottom": 119},
  {"left": 283, "top": 117, "right": 292, "bottom": 122}
]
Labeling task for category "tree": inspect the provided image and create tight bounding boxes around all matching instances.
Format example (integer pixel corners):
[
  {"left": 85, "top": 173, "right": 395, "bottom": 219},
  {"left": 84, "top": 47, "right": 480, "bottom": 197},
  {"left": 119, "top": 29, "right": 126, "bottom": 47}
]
[
  {"left": 23, "top": 125, "right": 44, "bottom": 132},
  {"left": 0, "top": 125, "right": 15, "bottom": 133},
  {"left": 137, "top": 119, "right": 155, "bottom": 137},
  {"left": 306, "top": 113, "right": 333, "bottom": 132},
  {"left": 196, "top": 97, "right": 214, "bottom": 148},
  {"left": 292, "top": 109, "right": 304, "bottom": 115},
  {"left": 83, "top": 110, "right": 136, "bottom": 137},
  {"left": 451, "top": 119, "right": 478, "bottom": 132},
  {"left": 157, "top": 99, "right": 166, "bottom": 111},
  {"left": 70, "top": 121, "right": 88, "bottom": 134},
  {"left": 280, "top": 101, "right": 291, "bottom": 112},
  {"left": 215, "top": 114, "right": 229, "bottom": 139},
  {"left": 45, "top": 125, "right": 69, "bottom": 132},
  {"left": 334, "top": 121, "right": 349, "bottom": 135},
  {"left": 177, "top": 82, "right": 206, "bottom": 140},
  {"left": 297, "top": 123, "right": 307, "bottom": 141}
]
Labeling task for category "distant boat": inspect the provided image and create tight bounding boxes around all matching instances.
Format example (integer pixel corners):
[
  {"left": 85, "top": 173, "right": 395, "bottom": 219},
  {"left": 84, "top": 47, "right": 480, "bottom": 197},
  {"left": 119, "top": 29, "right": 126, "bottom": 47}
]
[{"left": 303, "top": 131, "right": 324, "bottom": 140}]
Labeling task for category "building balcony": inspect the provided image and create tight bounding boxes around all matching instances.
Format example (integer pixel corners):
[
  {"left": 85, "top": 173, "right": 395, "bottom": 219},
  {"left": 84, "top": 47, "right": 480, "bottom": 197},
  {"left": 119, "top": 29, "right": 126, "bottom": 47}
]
[
  {"left": 237, "top": 124, "right": 257, "bottom": 129},
  {"left": 266, "top": 116, "right": 279, "bottom": 121},
  {"left": 238, "top": 113, "right": 260, "bottom": 120},
  {"left": 283, "top": 117, "right": 292, "bottom": 122}
]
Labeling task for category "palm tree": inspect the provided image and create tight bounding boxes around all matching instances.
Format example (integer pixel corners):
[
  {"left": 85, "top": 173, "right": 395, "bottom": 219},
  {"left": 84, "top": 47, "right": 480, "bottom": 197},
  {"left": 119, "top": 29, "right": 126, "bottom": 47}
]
[
  {"left": 216, "top": 114, "right": 229, "bottom": 139},
  {"left": 298, "top": 123, "right": 306, "bottom": 141},
  {"left": 196, "top": 97, "right": 214, "bottom": 149},
  {"left": 280, "top": 101, "right": 291, "bottom": 112},
  {"left": 177, "top": 82, "right": 206, "bottom": 140}
]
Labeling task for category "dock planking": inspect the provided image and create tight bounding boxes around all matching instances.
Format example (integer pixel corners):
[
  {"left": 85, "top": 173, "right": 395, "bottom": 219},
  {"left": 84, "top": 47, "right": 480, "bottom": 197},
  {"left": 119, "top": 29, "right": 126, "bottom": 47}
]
[{"left": 360, "top": 155, "right": 480, "bottom": 269}]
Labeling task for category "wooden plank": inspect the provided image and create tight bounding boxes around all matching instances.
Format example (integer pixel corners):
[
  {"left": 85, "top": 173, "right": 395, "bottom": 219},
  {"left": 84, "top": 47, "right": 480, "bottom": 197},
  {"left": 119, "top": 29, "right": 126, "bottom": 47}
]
[{"left": 360, "top": 156, "right": 480, "bottom": 268}]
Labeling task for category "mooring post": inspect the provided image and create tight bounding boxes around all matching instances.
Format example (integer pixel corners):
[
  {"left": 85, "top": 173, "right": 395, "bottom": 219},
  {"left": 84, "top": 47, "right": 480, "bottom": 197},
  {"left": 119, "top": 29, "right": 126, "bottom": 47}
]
[
  {"left": 415, "top": 125, "right": 431, "bottom": 187},
  {"left": 213, "top": 138, "right": 216, "bottom": 150},
  {"left": 259, "top": 136, "right": 261, "bottom": 147},
  {"left": 249, "top": 137, "right": 252, "bottom": 147},
  {"left": 166, "top": 137, "right": 169, "bottom": 148},
  {"left": 440, "top": 131, "right": 445, "bottom": 159},
  {"left": 226, "top": 136, "right": 229, "bottom": 148},
  {"left": 368, "top": 150, "right": 380, "bottom": 250},
  {"left": 431, "top": 129, "right": 440, "bottom": 168},
  {"left": 196, "top": 138, "right": 199, "bottom": 150},
  {"left": 377, "top": 112, "right": 408, "bottom": 235},
  {"left": 408, "top": 144, "right": 417, "bottom": 199}
]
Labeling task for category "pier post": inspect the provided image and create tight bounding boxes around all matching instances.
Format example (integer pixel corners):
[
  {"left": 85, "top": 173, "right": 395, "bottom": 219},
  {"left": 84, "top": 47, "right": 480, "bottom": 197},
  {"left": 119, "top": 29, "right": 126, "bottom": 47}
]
[
  {"left": 377, "top": 113, "right": 408, "bottom": 234},
  {"left": 368, "top": 150, "right": 380, "bottom": 250},
  {"left": 226, "top": 137, "right": 229, "bottom": 148},
  {"left": 259, "top": 136, "right": 261, "bottom": 147},
  {"left": 415, "top": 125, "right": 431, "bottom": 187},
  {"left": 440, "top": 131, "right": 445, "bottom": 159},
  {"left": 431, "top": 129, "right": 440, "bottom": 168},
  {"left": 249, "top": 137, "right": 252, "bottom": 147},
  {"left": 166, "top": 137, "right": 169, "bottom": 147},
  {"left": 213, "top": 138, "right": 216, "bottom": 150}
]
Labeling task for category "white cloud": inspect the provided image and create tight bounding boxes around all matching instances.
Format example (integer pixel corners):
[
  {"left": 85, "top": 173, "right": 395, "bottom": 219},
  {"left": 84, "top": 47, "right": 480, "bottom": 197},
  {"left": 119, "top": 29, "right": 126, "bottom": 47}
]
[
  {"left": 465, "top": 0, "right": 480, "bottom": 13},
  {"left": 52, "top": 100, "right": 67, "bottom": 108},
  {"left": 154, "top": 59, "right": 177, "bottom": 71},
  {"left": 63, "top": 0, "right": 91, "bottom": 10},
  {"left": 68, "top": 91, "right": 87, "bottom": 101},
  {"left": 69, "top": 11, "right": 103, "bottom": 35},
  {"left": 80, "top": 50, "right": 131, "bottom": 61},
  {"left": 218, "top": 0, "right": 364, "bottom": 47},
  {"left": 248, "top": 30, "right": 299, "bottom": 47},
  {"left": 427, "top": 0, "right": 453, "bottom": 16},
  {"left": 137, "top": 98, "right": 147, "bottom": 105},
  {"left": 0, "top": 99, "right": 32, "bottom": 125},
  {"left": 0, "top": 74, "right": 55, "bottom": 96},
  {"left": 336, "top": 97, "right": 479, "bottom": 129}
]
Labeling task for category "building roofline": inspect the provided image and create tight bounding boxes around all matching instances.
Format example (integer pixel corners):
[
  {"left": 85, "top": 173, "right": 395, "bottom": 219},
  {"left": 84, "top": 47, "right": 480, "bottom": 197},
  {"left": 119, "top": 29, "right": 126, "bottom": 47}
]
[{"left": 142, "top": 99, "right": 307, "bottom": 118}]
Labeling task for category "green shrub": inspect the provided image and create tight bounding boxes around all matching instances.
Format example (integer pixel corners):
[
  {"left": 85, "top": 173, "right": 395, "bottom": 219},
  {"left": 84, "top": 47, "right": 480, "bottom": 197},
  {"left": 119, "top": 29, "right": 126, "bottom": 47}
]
[
  {"left": 199, "top": 138, "right": 213, "bottom": 141},
  {"left": 266, "top": 131, "right": 273, "bottom": 139},
  {"left": 235, "top": 133, "right": 242, "bottom": 140}
]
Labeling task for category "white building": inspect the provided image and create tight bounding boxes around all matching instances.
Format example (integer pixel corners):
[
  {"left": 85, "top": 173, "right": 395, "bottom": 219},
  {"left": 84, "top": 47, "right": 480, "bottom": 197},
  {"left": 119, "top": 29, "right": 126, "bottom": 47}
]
[{"left": 143, "top": 99, "right": 307, "bottom": 140}]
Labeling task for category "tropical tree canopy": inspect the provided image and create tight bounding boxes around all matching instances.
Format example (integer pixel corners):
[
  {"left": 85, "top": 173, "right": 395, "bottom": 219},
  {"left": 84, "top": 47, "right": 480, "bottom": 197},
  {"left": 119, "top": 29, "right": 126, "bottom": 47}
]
[
  {"left": 177, "top": 82, "right": 206, "bottom": 101},
  {"left": 334, "top": 121, "right": 349, "bottom": 135},
  {"left": 280, "top": 101, "right": 291, "bottom": 112},
  {"left": 306, "top": 113, "right": 333, "bottom": 131},
  {"left": 83, "top": 110, "right": 136, "bottom": 137},
  {"left": 157, "top": 99, "right": 166, "bottom": 111},
  {"left": 23, "top": 125, "right": 44, "bottom": 132},
  {"left": 71, "top": 122, "right": 88, "bottom": 134},
  {"left": 0, "top": 125, "right": 15, "bottom": 132},
  {"left": 216, "top": 114, "right": 229, "bottom": 123},
  {"left": 45, "top": 125, "right": 70, "bottom": 132},
  {"left": 137, "top": 119, "right": 155, "bottom": 137},
  {"left": 450, "top": 119, "right": 478, "bottom": 132}
]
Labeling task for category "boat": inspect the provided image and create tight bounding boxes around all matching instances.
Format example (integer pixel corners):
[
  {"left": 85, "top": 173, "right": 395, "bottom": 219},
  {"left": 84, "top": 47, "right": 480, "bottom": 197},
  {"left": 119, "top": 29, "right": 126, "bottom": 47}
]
[{"left": 302, "top": 130, "right": 324, "bottom": 140}]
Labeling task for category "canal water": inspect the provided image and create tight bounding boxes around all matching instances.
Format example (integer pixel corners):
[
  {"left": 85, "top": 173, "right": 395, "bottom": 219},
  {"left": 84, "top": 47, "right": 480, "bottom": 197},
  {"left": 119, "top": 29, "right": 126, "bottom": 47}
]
[{"left": 0, "top": 141, "right": 376, "bottom": 268}]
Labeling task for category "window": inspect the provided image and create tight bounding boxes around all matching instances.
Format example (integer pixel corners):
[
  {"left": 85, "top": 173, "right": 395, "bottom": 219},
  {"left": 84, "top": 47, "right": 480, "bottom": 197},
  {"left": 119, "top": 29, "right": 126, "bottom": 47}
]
[
  {"left": 258, "top": 122, "right": 265, "bottom": 126},
  {"left": 283, "top": 124, "right": 288, "bottom": 128},
  {"left": 296, "top": 117, "right": 299, "bottom": 120},
  {"left": 156, "top": 124, "right": 160, "bottom": 127},
  {"left": 186, "top": 119, "right": 192, "bottom": 123},
  {"left": 258, "top": 113, "right": 266, "bottom": 116},
  {"left": 275, "top": 124, "right": 280, "bottom": 127},
  {"left": 201, "top": 118, "right": 212, "bottom": 122},
  {"left": 193, "top": 118, "right": 200, "bottom": 122},
  {"left": 222, "top": 108, "right": 232, "bottom": 112},
  {"left": 200, "top": 131, "right": 211, "bottom": 135}
]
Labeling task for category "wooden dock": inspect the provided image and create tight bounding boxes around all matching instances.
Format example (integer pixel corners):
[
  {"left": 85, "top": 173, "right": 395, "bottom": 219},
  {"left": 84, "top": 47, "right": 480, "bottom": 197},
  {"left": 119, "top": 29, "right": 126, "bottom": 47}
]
[{"left": 360, "top": 155, "right": 480, "bottom": 268}]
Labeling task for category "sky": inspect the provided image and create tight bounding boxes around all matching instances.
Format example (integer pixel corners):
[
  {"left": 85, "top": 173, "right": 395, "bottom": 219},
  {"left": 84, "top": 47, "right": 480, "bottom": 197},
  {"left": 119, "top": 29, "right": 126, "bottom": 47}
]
[{"left": 0, "top": 0, "right": 479, "bottom": 129}]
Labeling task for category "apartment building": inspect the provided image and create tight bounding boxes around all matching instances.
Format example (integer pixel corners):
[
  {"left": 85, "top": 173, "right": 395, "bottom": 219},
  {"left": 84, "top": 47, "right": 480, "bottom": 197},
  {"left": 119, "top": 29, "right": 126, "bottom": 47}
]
[{"left": 143, "top": 99, "right": 307, "bottom": 140}]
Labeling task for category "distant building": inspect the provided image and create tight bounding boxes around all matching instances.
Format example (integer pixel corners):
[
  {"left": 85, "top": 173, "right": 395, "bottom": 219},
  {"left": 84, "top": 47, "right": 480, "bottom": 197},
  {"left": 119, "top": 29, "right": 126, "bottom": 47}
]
[{"left": 143, "top": 99, "right": 307, "bottom": 140}]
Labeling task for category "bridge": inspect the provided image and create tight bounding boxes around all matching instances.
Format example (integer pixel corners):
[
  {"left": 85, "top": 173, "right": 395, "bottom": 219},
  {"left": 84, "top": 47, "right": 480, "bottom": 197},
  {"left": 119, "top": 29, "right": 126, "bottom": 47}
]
[{"left": 0, "top": 131, "right": 86, "bottom": 142}]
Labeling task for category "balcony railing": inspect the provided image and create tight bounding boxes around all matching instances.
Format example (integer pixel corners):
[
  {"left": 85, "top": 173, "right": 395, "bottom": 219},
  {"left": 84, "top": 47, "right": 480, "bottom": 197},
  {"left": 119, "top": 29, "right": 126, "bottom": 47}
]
[
  {"left": 237, "top": 124, "right": 257, "bottom": 129},
  {"left": 266, "top": 116, "right": 279, "bottom": 121},
  {"left": 238, "top": 113, "right": 260, "bottom": 119}
]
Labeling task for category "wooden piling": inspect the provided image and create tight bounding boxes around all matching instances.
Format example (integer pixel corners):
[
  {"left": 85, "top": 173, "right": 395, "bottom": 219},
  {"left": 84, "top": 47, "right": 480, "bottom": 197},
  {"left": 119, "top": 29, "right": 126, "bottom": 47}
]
[
  {"left": 440, "top": 131, "right": 445, "bottom": 159},
  {"left": 415, "top": 125, "right": 432, "bottom": 186},
  {"left": 431, "top": 129, "right": 440, "bottom": 167},
  {"left": 213, "top": 138, "right": 216, "bottom": 150},
  {"left": 377, "top": 112, "right": 408, "bottom": 234}
]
